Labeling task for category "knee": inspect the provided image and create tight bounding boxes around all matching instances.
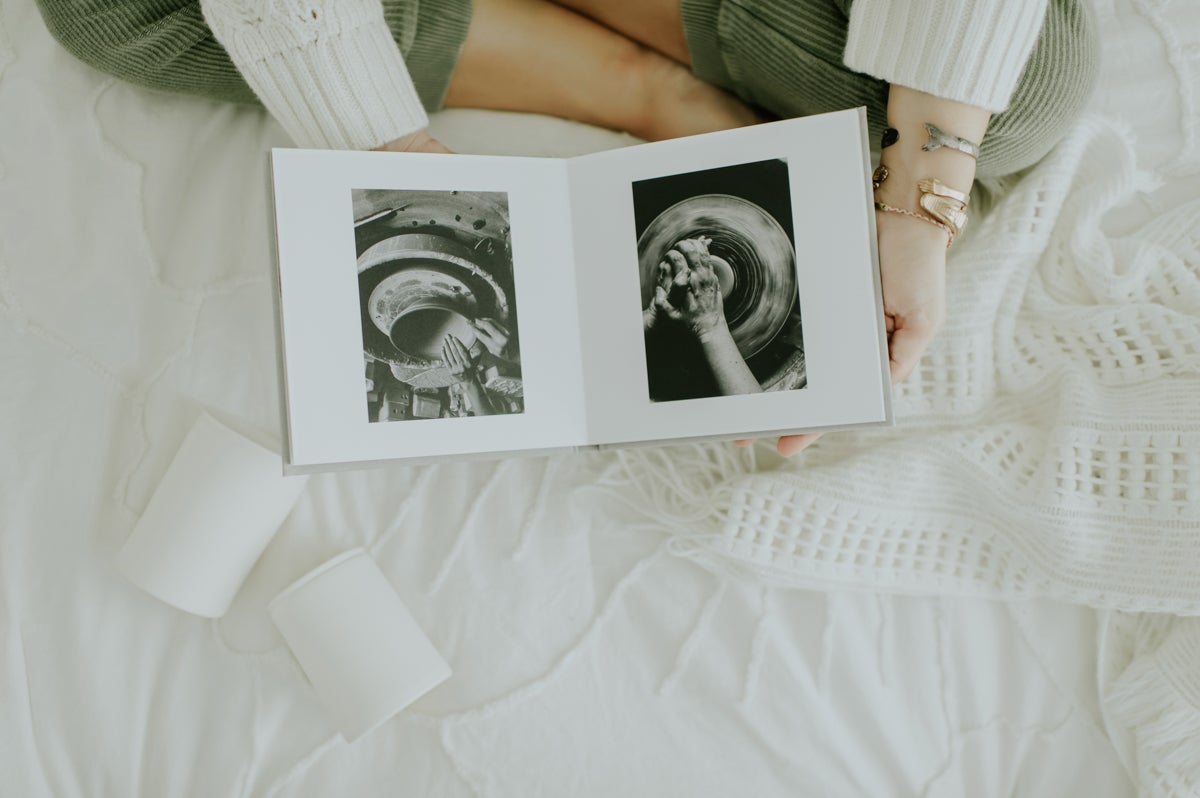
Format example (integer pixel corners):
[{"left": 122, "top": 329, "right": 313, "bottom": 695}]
[
  {"left": 36, "top": 1, "right": 159, "bottom": 81},
  {"left": 978, "top": 0, "right": 1100, "bottom": 177}
]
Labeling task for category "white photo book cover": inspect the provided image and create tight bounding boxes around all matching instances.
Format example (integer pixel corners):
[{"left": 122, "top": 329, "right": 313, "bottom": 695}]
[{"left": 270, "top": 108, "right": 891, "bottom": 473}]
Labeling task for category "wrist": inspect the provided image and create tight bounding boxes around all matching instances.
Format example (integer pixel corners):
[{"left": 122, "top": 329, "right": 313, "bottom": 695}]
[
  {"left": 696, "top": 318, "right": 732, "bottom": 346},
  {"left": 880, "top": 84, "right": 986, "bottom": 199},
  {"left": 874, "top": 205, "right": 951, "bottom": 248}
]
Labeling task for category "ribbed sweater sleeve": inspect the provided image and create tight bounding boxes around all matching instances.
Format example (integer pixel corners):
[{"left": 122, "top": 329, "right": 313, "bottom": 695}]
[
  {"left": 843, "top": 0, "right": 1049, "bottom": 112},
  {"left": 199, "top": 0, "right": 428, "bottom": 150}
]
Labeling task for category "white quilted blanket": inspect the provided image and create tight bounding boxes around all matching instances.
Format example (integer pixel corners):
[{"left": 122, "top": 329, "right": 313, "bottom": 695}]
[{"left": 0, "top": 0, "right": 1197, "bottom": 795}]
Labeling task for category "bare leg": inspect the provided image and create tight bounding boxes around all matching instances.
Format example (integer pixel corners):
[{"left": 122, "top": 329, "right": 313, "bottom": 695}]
[
  {"left": 548, "top": 0, "right": 691, "bottom": 65},
  {"left": 443, "top": 0, "right": 762, "bottom": 141}
]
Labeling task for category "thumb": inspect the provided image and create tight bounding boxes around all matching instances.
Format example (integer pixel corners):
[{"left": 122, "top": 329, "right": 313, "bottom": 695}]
[{"left": 887, "top": 322, "right": 935, "bottom": 383}]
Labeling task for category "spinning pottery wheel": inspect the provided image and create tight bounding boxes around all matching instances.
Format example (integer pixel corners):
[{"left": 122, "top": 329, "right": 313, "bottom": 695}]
[
  {"left": 638, "top": 194, "right": 797, "bottom": 359},
  {"left": 354, "top": 192, "right": 514, "bottom": 390}
]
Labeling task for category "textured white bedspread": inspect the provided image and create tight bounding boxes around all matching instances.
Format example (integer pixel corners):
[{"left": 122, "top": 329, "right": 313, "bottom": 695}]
[{"left": 1, "top": 0, "right": 1195, "bottom": 794}]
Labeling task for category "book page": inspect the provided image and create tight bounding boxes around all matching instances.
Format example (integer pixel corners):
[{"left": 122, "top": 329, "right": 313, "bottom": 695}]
[
  {"left": 567, "top": 109, "right": 891, "bottom": 446},
  {"left": 271, "top": 149, "right": 588, "bottom": 471}
]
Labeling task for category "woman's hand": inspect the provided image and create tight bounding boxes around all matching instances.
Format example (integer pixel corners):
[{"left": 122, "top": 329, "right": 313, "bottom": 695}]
[
  {"left": 770, "top": 206, "right": 948, "bottom": 454},
  {"left": 773, "top": 85, "right": 987, "bottom": 457},
  {"left": 872, "top": 84, "right": 986, "bottom": 382},
  {"left": 875, "top": 208, "right": 948, "bottom": 382},
  {"left": 373, "top": 129, "right": 453, "bottom": 154}
]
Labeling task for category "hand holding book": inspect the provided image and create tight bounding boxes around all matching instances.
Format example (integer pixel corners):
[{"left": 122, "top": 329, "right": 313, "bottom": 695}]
[{"left": 374, "top": 129, "right": 454, "bottom": 155}]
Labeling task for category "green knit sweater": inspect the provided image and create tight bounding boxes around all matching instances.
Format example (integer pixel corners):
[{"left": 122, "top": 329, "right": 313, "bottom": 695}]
[{"left": 36, "top": 0, "right": 258, "bottom": 104}]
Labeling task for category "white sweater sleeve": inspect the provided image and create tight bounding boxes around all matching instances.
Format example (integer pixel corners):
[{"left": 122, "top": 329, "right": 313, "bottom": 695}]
[
  {"left": 200, "top": 0, "right": 428, "bottom": 150},
  {"left": 843, "top": 0, "right": 1049, "bottom": 113}
]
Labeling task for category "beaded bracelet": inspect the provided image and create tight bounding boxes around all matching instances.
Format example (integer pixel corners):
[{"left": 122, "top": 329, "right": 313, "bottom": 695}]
[{"left": 874, "top": 200, "right": 954, "bottom": 248}]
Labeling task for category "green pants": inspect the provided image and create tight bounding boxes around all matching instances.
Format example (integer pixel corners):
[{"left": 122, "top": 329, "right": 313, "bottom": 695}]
[{"left": 37, "top": 0, "right": 1097, "bottom": 177}]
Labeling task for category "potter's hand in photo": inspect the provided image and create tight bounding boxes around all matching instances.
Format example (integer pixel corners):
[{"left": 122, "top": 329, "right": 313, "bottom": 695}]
[
  {"left": 442, "top": 334, "right": 498, "bottom": 417},
  {"left": 658, "top": 238, "right": 763, "bottom": 397},
  {"left": 643, "top": 259, "right": 675, "bottom": 332},
  {"left": 471, "top": 318, "right": 514, "bottom": 361},
  {"left": 656, "top": 238, "right": 726, "bottom": 339},
  {"left": 441, "top": 334, "right": 479, "bottom": 382}
]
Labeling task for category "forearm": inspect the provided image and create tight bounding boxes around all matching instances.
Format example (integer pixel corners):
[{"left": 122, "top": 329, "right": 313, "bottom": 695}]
[
  {"left": 875, "top": 84, "right": 991, "bottom": 212},
  {"left": 699, "top": 325, "right": 762, "bottom": 396}
]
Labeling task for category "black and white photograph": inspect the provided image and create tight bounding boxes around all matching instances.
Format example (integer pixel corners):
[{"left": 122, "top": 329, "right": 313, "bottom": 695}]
[
  {"left": 633, "top": 159, "right": 807, "bottom": 403},
  {"left": 353, "top": 188, "right": 524, "bottom": 423}
]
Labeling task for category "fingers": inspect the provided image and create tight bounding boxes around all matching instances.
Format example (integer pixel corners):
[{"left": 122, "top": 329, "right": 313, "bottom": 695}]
[
  {"left": 472, "top": 326, "right": 500, "bottom": 350},
  {"left": 731, "top": 433, "right": 822, "bottom": 455},
  {"left": 443, "top": 334, "right": 471, "bottom": 373},
  {"left": 777, "top": 433, "right": 821, "bottom": 456},
  {"left": 674, "top": 238, "right": 710, "bottom": 275},
  {"left": 687, "top": 265, "right": 718, "bottom": 295},
  {"left": 448, "top": 334, "right": 470, "bottom": 361},
  {"left": 473, "top": 318, "right": 507, "bottom": 338},
  {"left": 441, "top": 338, "right": 458, "bottom": 371},
  {"left": 473, "top": 328, "right": 497, "bottom": 348},
  {"left": 654, "top": 287, "right": 683, "bottom": 321},
  {"left": 657, "top": 260, "right": 673, "bottom": 292},
  {"left": 373, "top": 130, "right": 453, "bottom": 154},
  {"left": 665, "top": 249, "right": 688, "bottom": 281},
  {"left": 887, "top": 320, "right": 936, "bottom": 383}
]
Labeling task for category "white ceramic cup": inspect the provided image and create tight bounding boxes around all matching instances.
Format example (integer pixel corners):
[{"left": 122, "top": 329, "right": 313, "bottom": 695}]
[
  {"left": 115, "top": 412, "right": 309, "bottom": 617},
  {"left": 269, "top": 549, "right": 452, "bottom": 741}
]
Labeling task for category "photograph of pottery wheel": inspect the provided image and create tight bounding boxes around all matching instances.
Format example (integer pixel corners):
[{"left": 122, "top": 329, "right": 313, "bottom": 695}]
[
  {"left": 633, "top": 159, "right": 807, "bottom": 402},
  {"left": 638, "top": 194, "right": 796, "bottom": 359},
  {"left": 352, "top": 189, "right": 523, "bottom": 423}
]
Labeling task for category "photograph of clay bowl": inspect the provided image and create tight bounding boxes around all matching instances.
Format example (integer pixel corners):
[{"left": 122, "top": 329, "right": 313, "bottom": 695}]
[
  {"left": 352, "top": 189, "right": 523, "bottom": 423},
  {"left": 634, "top": 159, "right": 807, "bottom": 402}
]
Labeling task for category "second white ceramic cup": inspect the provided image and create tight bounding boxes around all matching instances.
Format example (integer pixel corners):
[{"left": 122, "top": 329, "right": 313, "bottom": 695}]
[
  {"left": 269, "top": 549, "right": 452, "bottom": 741},
  {"left": 115, "top": 412, "right": 309, "bottom": 617}
]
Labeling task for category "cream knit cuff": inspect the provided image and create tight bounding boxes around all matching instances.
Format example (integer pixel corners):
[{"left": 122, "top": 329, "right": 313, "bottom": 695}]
[
  {"left": 201, "top": 0, "right": 429, "bottom": 150},
  {"left": 843, "top": 0, "right": 1049, "bottom": 113}
]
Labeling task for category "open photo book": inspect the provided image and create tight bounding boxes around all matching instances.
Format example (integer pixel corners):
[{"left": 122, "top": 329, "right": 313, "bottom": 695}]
[{"left": 270, "top": 108, "right": 891, "bottom": 473}]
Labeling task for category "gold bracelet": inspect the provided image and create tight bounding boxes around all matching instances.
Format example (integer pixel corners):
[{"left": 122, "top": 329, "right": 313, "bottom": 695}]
[
  {"left": 917, "top": 178, "right": 970, "bottom": 236},
  {"left": 874, "top": 201, "right": 954, "bottom": 247},
  {"left": 917, "top": 178, "right": 969, "bottom": 205},
  {"left": 872, "top": 166, "right": 968, "bottom": 246}
]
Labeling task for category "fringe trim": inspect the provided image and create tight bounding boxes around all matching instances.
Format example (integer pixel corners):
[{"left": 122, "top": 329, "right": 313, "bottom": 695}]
[
  {"left": 1105, "top": 624, "right": 1200, "bottom": 791},
  {"left": 606, "top": 444, "right": 751, "bottom": 533}
]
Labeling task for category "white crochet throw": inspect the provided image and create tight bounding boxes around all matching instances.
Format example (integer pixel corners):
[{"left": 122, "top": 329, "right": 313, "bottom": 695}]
[
  {"left": 618, "top": 116, "right": 1200, "bottom": 614},
  {"left": 609, "top": 109, "right": 1200, "bottom": 794}
]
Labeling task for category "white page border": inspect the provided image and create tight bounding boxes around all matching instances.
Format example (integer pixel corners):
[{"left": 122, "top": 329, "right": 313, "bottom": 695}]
[
  {"left": 271, "top": 149, "right": 587, "bottom": 468},
  {"left": 569, "top": 109, "right": 890, "bottom": 444}
]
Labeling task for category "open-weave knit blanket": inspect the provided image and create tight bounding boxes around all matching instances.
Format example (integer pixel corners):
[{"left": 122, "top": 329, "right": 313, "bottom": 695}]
[
  {"left": 617, "top": 116, "right": 1199, "bottom": 614},
  {"left": 606, "top": 113, "right": 1200, "bottom": 793}
]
